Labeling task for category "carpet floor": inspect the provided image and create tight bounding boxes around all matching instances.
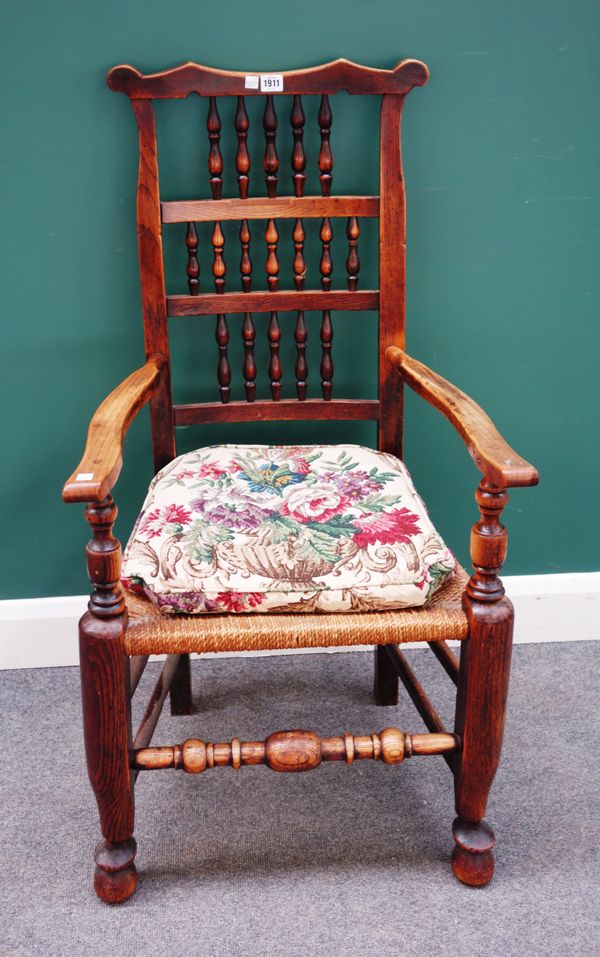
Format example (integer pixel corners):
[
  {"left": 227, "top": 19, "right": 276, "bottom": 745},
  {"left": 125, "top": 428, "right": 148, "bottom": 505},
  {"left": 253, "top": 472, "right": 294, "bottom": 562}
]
[{"left": 1, "top": 642, "right": 599, "bottom": 956}]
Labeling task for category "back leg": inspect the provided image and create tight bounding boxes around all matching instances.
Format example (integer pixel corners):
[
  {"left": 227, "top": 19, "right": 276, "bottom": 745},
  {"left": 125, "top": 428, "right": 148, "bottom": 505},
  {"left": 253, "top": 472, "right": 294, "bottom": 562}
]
[
  {"left": 170, "top": 653, "right": 193, "bottom": 715},
  {"left": 374, "top": 646, "right": 398, "bottom": 705}
]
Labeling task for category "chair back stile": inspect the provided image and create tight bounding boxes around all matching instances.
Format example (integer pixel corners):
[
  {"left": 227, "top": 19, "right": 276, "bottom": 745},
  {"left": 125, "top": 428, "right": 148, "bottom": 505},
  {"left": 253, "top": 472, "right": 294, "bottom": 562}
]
[{"left": 107, "top": 59, "right": 429, "bottom": 472}]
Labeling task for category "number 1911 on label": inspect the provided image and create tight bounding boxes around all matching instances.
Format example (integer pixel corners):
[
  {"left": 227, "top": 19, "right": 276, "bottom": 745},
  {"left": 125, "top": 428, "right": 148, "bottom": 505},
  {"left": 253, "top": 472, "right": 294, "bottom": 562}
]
[{"left": 260, "top": 74, "right": 284, "bottom": 92}]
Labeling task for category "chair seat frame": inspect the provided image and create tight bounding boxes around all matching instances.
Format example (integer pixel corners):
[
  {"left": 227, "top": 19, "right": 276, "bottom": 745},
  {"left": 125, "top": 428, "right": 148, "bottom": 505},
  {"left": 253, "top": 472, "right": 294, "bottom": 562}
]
[{"left": 63, "top": 58, "right": 538, "bottom": 903}]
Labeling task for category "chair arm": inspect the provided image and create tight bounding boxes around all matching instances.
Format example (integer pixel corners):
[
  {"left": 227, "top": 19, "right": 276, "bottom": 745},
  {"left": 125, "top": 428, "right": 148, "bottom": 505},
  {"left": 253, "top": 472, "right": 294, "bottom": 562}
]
[
  {"left": 386, "top": 346, "right": 539, "bottom": 489},
  {"left": 62, "top": 356, "right": 164, "bottom": 504}
]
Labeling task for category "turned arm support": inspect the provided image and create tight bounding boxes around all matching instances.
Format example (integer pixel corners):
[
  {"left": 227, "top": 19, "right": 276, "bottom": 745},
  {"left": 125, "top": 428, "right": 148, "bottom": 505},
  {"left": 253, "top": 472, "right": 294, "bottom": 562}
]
[
  {"left": 385, "top": 346, "right": 539, "bottom": 490},
  {"left": 62, "top": 356, "right": 164, "bottom": 504}
]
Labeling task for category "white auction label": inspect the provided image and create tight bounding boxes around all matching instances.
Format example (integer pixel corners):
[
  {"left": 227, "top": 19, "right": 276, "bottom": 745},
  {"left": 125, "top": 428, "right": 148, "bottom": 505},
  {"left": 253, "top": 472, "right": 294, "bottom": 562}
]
[
  {"left": 260, "top": 74, "right": 284, "bottom": 92},
  {"left": 244, "top": 75, "right": 259, "bottom": 90},
  {"left": 76, "top": 472, "right": 94, "bottom": 481}
]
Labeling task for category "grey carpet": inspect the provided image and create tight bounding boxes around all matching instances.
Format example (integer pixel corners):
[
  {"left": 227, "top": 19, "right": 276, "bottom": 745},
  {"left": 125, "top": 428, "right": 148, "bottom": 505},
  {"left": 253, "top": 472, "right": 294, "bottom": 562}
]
[{"left": 1, "top": 642, "right": 599, "bottom": 957}]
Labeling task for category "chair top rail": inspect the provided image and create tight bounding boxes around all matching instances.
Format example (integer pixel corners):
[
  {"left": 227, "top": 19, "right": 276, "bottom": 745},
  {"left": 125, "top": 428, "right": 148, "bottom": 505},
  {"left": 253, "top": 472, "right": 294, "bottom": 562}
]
[{"left": 107, "top": 57, "right": 429, "bottom": 99}]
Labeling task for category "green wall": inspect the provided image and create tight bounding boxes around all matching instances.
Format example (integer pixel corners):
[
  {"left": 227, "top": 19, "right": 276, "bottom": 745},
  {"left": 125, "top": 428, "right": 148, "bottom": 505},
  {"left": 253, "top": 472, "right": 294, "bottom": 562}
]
[{"left": 2, "top": 1, "right": 598, "bottom": 599}]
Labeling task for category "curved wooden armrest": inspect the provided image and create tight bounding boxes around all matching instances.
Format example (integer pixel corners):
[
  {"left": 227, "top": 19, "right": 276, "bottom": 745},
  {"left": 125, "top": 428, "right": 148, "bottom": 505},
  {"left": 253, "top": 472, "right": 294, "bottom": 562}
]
[
  {"left": 63, "top": 357, "right": 164, "bottom": 504},
  {"left": 386, "top": 346, "right": 539, "bottom": 489}
]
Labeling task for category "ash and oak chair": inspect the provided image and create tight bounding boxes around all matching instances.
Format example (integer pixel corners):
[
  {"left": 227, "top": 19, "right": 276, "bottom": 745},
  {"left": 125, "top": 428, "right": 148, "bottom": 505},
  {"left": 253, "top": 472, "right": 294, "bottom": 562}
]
[{"left": 63, "top": 58, "right": 538, "bottom": 903}]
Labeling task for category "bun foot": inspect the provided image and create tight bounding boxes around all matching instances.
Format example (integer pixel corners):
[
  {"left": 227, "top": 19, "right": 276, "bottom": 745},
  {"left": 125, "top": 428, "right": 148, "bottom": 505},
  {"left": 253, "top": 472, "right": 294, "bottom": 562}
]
[
  {"left": 451, "top": 817, "right": 495, "bottom": 887},
  {"left": 93, "top": 837, "right": 138, "bottom": 903}
]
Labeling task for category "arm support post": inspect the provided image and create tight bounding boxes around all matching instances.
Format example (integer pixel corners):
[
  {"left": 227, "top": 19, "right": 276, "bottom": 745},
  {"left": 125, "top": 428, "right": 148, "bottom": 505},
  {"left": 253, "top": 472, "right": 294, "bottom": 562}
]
[
  {"left": 452, "top": 483, "right": 515, "bottom": 885},
  {"left": 79, "top": 496, "right": 137, "bottom": 903}
]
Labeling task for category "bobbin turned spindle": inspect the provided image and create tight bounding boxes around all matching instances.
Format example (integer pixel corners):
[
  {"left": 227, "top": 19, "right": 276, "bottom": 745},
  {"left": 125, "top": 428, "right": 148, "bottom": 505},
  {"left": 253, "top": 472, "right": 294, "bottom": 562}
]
[
  {"left": 265, "top": 218, "right": 279, "bottom": 292},
  {"left": 318, "top": 93, "right": 334, "bottom": 400},
  {"left": 235, "top": 97, "right": 252, "bottom": 296},
  {"left": 290, "top": 94, "right": 306, "bottom": 198},
  {"left": 268, "top": 311, "right": 282, "bottom": 400},
  {"left": 185, "top": 222, "right": 200, "bottom": 295},
  {"left": 320, "top": 311, "right": 333, "bottom": 400},
  {"left": 346, "top": 216, "right": 360, "bottom": 291},
  {"left": 207, "top": 96, "right": 223, "bottom": 200},
  {"left": 294, "top": 311, "right": 308, "bottom": 400},
  {"left": 211, "top": 221, "right": 230, "bottom": 403},
  {"left": 291, "top": 94, "right": 307, "bottom": 397},
  {"left": 242, "top": 312, "right": 256, "bottom": 402},
  {"left": 239, "top": 220, "right": 252, "bottom": 291},
  {"left": 318, "top": 94, "right": 333, "bottom": 196},
  {"left": 262, "top": 98, "right": 281, "bottom": 400},
  {"left": 235, "top": 95, "right": 250, "bottom": 200},
  {"left": 263, "top": 94, "right": 278, "bottom": 198}
]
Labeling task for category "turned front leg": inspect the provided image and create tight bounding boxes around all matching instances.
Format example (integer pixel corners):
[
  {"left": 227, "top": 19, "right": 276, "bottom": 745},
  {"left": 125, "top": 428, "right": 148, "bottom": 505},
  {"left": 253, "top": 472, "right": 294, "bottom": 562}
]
[
  {"left": 80, "top": 497, "right": 137, "bottom": 904},
  {"left": 452, "top": 483, "right": 513, "bottom": 887}
]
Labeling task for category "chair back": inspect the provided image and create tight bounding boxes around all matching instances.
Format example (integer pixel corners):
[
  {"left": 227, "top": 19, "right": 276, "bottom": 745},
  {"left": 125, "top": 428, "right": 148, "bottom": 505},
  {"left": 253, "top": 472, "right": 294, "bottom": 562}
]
[{"left": 108, "top": 58, "right": 429, "bottom": 470}]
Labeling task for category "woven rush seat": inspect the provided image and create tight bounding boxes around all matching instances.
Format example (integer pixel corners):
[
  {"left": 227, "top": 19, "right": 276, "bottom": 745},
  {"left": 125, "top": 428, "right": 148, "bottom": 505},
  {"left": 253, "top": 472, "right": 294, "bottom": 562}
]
[{"left": 123, "top": 564, "right": 469, "bottom": 656}]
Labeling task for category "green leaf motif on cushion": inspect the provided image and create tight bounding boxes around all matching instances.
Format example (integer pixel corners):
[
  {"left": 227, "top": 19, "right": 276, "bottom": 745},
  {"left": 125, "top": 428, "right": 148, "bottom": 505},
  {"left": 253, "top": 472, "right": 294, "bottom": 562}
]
[
  {"left": 354, "top": 493, "right": 400, "bottom": 513},
  {"left": 262, "top": 513, "right": 304, "bottom": 543},
  {"left": 305, "top": 514, "right": 360, "bottom": 539},
  {"left": 294, "top": 527, "right": 342, "bottom": 565},
  {"left": 180, "top": 520, "right": 233, "bottom": 565}
]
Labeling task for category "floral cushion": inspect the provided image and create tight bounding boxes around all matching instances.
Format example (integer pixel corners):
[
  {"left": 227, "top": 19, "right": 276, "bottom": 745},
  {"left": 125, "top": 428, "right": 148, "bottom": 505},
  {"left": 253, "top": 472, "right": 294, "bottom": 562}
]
[{"left": 121, "top": 445, "right": 456, "bottom": 615}]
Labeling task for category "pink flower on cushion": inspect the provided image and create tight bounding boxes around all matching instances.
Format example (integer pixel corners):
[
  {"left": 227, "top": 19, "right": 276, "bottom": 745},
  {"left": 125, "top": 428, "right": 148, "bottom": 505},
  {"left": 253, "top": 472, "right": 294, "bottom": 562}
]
[
  {"left": 164, "top": 504, "right": 193, "bottom": 524},
  {"left": 139, "top": 508, "right": 162, "bottom": 539},
  {"left": 139, "top": 504, "right": 192, "bottom": 539},
  {"left": 196, "top": 462, "right": 228, "bottom": 480},
  {"left": 215, "top": 591, "right": 265, "bottom": 612},
  {"left": 171, "top": 468, "right": 195, "bottom": 481},
  {"left": 353, "top": 508, "right": 421, "bottom": 548},
  {"left": 292, "top": 457, "right": 312, "bottom": 475},
  {"left": 281, "top": 485, "right": 350, "bottom": 524}
]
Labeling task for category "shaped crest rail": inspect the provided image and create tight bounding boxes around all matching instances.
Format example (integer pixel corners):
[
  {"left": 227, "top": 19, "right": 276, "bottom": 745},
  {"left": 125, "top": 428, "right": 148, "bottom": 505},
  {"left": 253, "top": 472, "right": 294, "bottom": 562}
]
[{"left": 107, "top": 58, "right": 429, "bottom": 99}]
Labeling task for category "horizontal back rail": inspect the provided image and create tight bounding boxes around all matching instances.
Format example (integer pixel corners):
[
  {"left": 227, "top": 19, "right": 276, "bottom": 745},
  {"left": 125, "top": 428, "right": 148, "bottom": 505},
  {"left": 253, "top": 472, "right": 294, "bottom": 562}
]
[
  {"left": 162, "top": 195, "right": 379, "bottom": 223},
  {"left": 108, "top": 58, "right": 429, "bottom": 99},
  {"left": 174, "top": 398, "right": 379, "bottom": 425},
  {"left": 167, "top": 290, "right": 379, "bottom": 316}
]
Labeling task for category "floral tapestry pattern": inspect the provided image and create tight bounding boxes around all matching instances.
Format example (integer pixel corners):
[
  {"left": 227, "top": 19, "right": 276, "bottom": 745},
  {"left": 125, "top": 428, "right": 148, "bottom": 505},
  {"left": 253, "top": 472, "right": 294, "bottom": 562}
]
[{"left": 121, "top": 445, "right": 456, "bottom": 615}]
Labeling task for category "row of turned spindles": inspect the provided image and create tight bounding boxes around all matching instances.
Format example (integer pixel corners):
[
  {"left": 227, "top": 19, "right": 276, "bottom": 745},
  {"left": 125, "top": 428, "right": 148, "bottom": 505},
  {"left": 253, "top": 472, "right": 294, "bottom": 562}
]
[
  {"left": 185, "top": 215, "right": 361, "bottom": 296},
  {"left": 182, "top": 93, "right": 362, "bottom": 403},
  {"left": 208, "top": 312, "right": 337, "bottom": 403}
]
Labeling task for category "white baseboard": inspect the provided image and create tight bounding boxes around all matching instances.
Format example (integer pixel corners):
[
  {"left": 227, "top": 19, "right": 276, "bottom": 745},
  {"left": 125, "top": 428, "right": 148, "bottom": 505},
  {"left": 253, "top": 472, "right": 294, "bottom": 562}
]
[{"left": 1, "top": 572, "right": 598, "bottom": 671}]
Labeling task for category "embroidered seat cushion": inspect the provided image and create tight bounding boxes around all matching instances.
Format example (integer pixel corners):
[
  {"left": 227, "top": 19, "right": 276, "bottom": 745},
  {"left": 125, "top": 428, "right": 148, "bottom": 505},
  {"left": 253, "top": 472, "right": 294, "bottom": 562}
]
[{"left": 121, "top": 444, "right": 456, "bottom": 615}]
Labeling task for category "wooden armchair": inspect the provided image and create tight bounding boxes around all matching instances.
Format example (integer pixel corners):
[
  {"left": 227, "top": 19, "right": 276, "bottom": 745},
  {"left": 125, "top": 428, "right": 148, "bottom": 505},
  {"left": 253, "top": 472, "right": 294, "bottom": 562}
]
[{"left": 63, "top": 58, "right": 538, "bottom": 903}]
